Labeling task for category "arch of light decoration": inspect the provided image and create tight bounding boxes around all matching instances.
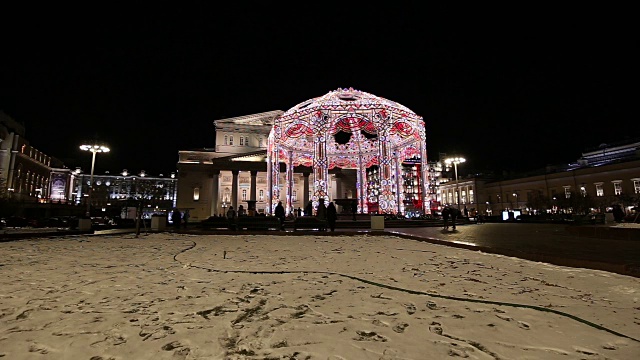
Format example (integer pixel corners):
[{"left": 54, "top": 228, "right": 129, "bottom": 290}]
[{"left": 267, "top": 88, "right": 429, "bottom": 215}]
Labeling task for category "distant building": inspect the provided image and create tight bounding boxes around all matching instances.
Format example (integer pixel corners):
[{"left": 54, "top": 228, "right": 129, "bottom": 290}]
[
  {"left": 438, "top": 138, "right": 640, "bottom": 216},
  {"left": 70, "top": 169, "right": 178, "bottom": 218},
  {"left": 1, "top": 110, "right": 65, "bottom": 203},
  {"left": 177, "top": 111, "right": 283, "bottom": 221},
  {"left": 1, "top": 110, "right": 178, "bottom": 218}
]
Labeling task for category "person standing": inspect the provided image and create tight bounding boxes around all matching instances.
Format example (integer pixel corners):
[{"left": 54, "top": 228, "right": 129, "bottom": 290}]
[
  {"left": 237, "top": 205, "right": 246, "bottom": 217},
  {"left": 326, "top": 201, "right": 338, "bottom": 232},
  {"left": 304, "top": 201, "right": 313, "bottom": 216},
  {"left": 226, "top": 206, "right": 236, "bottom": 230},
  {"left": 316, "top": 200, "right": 327, "bottom": 221},
  {"left": 451, "top": 207, "right": 461, "bottom": 230},
  {"left": 442, "top": 206, "right": 451, "bottom": 230},
  {"left": 275, "top": 201, "right": 286, "bottom": 230},
  {"left": 182, "top": 209, "right": 190, "bottom": 229},
  {"left": 171, "top": 208, "right": 182, "bottom": 229},
  {"left": 612, "top": 204, "right": 625, "bottom": 222},
  {"left": 226, "top": 206, "right": 236, "bottom": 219}
]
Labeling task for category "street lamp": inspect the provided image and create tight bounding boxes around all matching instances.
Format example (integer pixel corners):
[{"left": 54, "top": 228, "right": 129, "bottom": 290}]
[
  {"left": 80, "top": 143, "right": 110, "bottom": 217},
  {"left": 444, "top": 156, "right": 466, "bottom": 210},
  {"left": 512, "top": 192, "right": 518, "bottom": 209}
]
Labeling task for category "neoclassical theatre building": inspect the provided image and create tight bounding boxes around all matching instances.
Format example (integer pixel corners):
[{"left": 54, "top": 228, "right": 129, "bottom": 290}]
[{"left": 176, "top": 88, "right": 434, "bottom": 222}]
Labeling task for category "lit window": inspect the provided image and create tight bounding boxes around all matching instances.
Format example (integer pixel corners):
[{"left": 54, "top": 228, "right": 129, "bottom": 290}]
[
  {"left": 242, "top": 189, "right": 247, "bottom": 201},
  {"left": 613, "top": 182, "right": 622, "bottom": 195},
  {"left": 595, "top": 184, "right": 604, "bottom": 197},
  {"left": 292, "top": 190, "right": 297, "bottom": 201},
  {"left": 193, "top": 187, "right": 200, "bottom": 201},
  {"left": 240, "top": 137, "right": 244, "bottom": 146},
  {"left": 259, "top": 189, "right": 264, "bottom": 201},
  {"left": 633, "top": 180, "right": 640, "bottom": 194},
  {"left": 564, "top": 186, "right": 571, "bottom": 199},
  {"left": 224, "top": 135, "right": 228, "bottom": 145},
  {"left": 580, "top": 185, "right": 586, "bottom": 197},
  {"left": 229, "top": 136, "right": 234, "bottom": 145},
  {"left": 469, "top": 189, "right": 474, "bottom": 203}
]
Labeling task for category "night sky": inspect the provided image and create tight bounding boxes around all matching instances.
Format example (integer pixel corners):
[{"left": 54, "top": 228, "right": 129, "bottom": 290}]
[{"left": 1, "top": 6, "right": 636, "bottom": 177}]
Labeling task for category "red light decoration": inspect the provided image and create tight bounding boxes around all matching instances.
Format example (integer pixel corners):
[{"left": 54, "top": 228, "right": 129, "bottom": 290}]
[{"left": 267, "top": 88, "right": 430, "bottom": 215}]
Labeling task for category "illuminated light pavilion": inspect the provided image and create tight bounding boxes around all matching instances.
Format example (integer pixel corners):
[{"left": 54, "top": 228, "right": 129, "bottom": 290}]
[{"left": 267, "top": 87, "right": 429, "bottom": 215}]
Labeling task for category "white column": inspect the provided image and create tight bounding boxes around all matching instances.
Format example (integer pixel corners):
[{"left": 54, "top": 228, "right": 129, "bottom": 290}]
[{"left": 211, "top": 170, "right": 220, "bottom": 216}]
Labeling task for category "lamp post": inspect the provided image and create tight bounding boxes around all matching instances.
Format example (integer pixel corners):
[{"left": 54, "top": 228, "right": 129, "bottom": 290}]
[
  {"left": 513, "top": 192, "right": 518, "bottom": 210},
  {"left": 80, "top": 143, "right": 110, "bottom": 217},
  {"left": 444, "top": 156, "right": 466, "bottom": 210}
]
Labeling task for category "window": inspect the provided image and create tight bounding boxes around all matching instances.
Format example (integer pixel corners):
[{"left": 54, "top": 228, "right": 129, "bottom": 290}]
[
  {"left": 240, "top": 137, "right": 244, "bottom": 146},
  {"left": 259, "top": 137, "right": 263, "bottom": 147},
  {"left": 580, "top": 185, "right": 587, "bottom": 197},
  {"left": 613, "top": 181, "right": 622, "bottom": 195},
  {"left": 259, "top": 189, "right": 264, "bottom": 201},
  {"left": 245, "top": 137, "right": 249, "bottom": 146},
  {"left": 292, "top": 190, "right": 297, "bottom": 201},
  {"left": 564, "top": 186, "right": 571, "bottom": 199},
  {"left": 193, "top": 187, "right": 200, "bottom": 201},
  {"left": 633, "top": 179, "right": 640, "bottom": 194},
  {"left": 224, "top": 135, "right": 228, "bottom": 145},
  {"left": 229, "top": 136, "right": 234, "bottom": 145},
  {"left": 595, "top": 183, "right": 604, "bottom": 197},
  {"left": 469, "top": 189, "right": 474, "bottom": 203},
  {"left": 242, "top": 189, "right": 247, "bottom": 201}
]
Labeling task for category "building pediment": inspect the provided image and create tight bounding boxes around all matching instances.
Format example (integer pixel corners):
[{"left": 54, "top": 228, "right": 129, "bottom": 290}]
[{"left": 214, "top": 110, "right": 284, "bottom": 127}]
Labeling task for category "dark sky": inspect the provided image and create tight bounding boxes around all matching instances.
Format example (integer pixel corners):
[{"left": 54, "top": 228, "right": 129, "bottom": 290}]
[{"left": 1, "top": 6, "right": 637, "bottom": 176}]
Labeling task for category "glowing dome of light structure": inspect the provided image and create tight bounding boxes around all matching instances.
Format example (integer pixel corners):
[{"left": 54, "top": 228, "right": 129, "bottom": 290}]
[{"left": 267, "top": 87, "right": 428, "bottom": 215}]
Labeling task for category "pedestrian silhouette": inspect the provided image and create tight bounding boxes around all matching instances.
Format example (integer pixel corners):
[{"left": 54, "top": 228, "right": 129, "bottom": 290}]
[
  {"left": 451, "top": 207, "right": 461, "bottom": 230},
  {"left": 442, "top": 206, "right": 451, "bottom": 230},
  {"left": 182, "top": 209, "right": 190, "bottom": 229},
  {"left": 316, "top": 200, "right": 327, "bottom": 221},
  {"left": 326, "top": 202, "right": 338, "bottom": 232},
  {"left": 226, "top": 206, "right": 236, "bottom": 219},
  {"left": 275, "top": 201, "right": 286, "bottom": 230}
]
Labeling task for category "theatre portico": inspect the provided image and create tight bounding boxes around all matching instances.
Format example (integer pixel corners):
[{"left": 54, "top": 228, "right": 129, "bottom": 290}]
[{"left": 176, "top": 88, "right": 433, "bottom": 221}]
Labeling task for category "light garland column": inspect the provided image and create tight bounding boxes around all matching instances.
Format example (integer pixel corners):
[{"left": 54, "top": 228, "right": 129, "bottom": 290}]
[
  {"left": 285, "top": 151, "right": 294, "bottom": 214},
  {"left": 375, "top": 109, "right": 394, "bottom": 214},
  {"left": 311, "top": 111, "right": 329, "bottom": 209}
]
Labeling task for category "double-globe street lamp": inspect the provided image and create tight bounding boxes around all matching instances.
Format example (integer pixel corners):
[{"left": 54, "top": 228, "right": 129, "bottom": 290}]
[
  {"left": 444, "top": 156, "right": 466, "bottom": 210},
  {"left": 80, "top": 143, "right": 110, "bottom": 217}
]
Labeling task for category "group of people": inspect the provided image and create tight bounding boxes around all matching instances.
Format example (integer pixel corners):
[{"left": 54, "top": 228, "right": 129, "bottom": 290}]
[
  {"left": 441, "top": 205, "right": 461, "bottom": 230},
  {"left": 225, "top": 204, "right": 247, "bottom": 219},
  {"left": 170, "top": 208, "right": 190, "bottom": 229},
  {"left": 275, "top": 200, "right": 339, "bottom": 231},
  {"left": 441, "top": 205, "right": 486, "bottom": 230}
]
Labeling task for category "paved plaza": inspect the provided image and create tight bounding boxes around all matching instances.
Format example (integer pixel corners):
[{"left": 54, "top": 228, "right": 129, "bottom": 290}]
[{"left": 2, "top": 222, "right": 639, "bottom": 277}]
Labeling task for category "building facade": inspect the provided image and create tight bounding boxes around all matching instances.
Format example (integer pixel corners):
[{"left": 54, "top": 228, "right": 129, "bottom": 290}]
[
  {"left": 1, "top": 111, "right": 66, "bottom": 203},
  {"left": 437, "top": 139, "right": 640, "bottom": 217},
  {"left": 70, "top": 169, "right": 178, "bottom": 218}
]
